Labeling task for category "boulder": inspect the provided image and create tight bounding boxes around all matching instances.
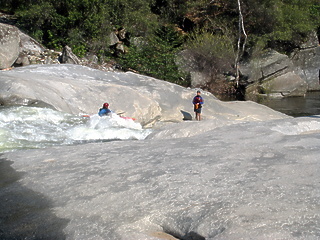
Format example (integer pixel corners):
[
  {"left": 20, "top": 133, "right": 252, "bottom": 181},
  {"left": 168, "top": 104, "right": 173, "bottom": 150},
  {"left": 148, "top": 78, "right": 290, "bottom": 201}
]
[
  {"left": 19, "top": 31, "right": 45, "bottom": 55},
  {"left": 176, "top": 49, "right": 210, "bottom": 88},
  {"left": 109, "top": 29, "right": 128, "bottom": 55},
  {"left": 0, "top": 23, "right": 20, "bottom": 69},
  {"left": 59, "top": 45, "right": 81, "bottom": 64},
  {"left": 0, "top": 64, "right": 289, "bottom": 127},
  {"left": 291, "top": 46, "right": 320, "bottom": 91},
  {"left": 241, "top": 32, "right": 320, "bottom": 96},
  {"left": 240, "top": 49, "right": 293, "bottom": 81},
  {"left": 0, "top": 23, "right": 61, "bottom": 68},
  {"left": 299, "top": 31, "right": 319, "bottom": 49},
  {"left": 2, "top": 116, "right": 320, "bottom": 239},
  {"left": 109, "top": 31, "right": 119, "bottom": 46},
  {"left": 241, "top": 49, "right": 312, "bottom": 98},
  {"left": 261, "top": 72, "right": 308, "bottom": 97},
  {"left": 189, "top": 71, "right": 207, "bottom": 88}
]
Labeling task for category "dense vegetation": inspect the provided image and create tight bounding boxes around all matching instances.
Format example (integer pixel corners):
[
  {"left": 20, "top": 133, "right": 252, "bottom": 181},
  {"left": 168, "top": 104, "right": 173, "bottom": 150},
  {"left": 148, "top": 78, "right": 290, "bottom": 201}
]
[{"left": 1, "top": 0, "right": 320, "bottom": 93}]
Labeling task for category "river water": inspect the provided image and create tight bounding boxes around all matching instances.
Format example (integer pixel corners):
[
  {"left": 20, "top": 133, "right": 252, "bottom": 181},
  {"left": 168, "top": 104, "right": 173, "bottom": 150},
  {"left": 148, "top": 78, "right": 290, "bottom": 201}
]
[
  {"left": 258, "top": 91, "right": 320, "bottom": 117},
  {"left": 1, "top": 92, "right": 319, "bottom": 153},
  {"left": 0, "top": 106, "right": 151, "bottom": 153}
]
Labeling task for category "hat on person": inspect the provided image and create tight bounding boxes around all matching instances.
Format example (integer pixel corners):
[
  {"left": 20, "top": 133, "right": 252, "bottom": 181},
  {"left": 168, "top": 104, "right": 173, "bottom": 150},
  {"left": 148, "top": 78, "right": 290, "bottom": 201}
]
[{"left": 103, "top": 103, "right": 109, "bottom": 108}]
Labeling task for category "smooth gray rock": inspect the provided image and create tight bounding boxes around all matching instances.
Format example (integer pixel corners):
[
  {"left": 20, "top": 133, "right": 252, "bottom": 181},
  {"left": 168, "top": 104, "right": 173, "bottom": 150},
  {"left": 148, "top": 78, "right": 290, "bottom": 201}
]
[
  {"left": 299, "top": 31, "right": 319, "bottom": 49},
  {"left": 60, "top": 45, "right": 81, "bottom": 64},
  {"left": 19, "top": 31, "right": 46, "bottom": 55},
  {"left": 0, "top": 64, "right": 289, "bottom": 126},
  {"left": 0, "top": 23, "right": 20, "bottom": 69},
  {"left": 240, "top": 49, "right": 293, "bottom": 81},
  {"left": 1, "top": 63, "right": 319, "bottom": 240},
  {"left": 261, "top": 72, "right": 308, "bottom": 97},
  {"left": 292, "top": 46, "right": 320, "bottom": 91},
  {"left": 2, "top": 116, "right": 320, "bottom": 239},
  {"left": 109, "top": 31, "right": 119, "bottom": 46},
  {"left": 242, "top": 49, "right": 315, "bottom": 98}
]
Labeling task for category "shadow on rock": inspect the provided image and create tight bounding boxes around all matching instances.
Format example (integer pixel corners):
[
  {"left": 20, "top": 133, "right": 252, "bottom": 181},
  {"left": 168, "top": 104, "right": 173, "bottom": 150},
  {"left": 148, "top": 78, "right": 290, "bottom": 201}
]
[
  {"left": 180, "top": 110, "right": 193, "bottom": 121},
  {"left": 0, "top": 158, "right": 69, "bottom": 240}
]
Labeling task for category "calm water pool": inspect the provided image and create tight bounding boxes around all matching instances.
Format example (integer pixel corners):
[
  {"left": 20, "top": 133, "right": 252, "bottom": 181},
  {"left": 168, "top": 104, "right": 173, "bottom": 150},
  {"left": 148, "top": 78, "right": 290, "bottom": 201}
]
[{"left": 258, "top": 91, "right": 320, "bottom": 117}]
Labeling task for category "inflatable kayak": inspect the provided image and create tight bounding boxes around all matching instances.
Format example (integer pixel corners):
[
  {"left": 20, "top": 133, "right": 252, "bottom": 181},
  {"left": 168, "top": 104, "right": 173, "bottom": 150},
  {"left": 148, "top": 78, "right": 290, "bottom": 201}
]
[{"left": 82, "top": 114, "right": 136, "bottom": 121}]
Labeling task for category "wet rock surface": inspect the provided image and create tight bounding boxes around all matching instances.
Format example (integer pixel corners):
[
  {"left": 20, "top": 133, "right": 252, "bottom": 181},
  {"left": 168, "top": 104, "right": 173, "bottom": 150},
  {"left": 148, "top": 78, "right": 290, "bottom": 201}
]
[
  {"left": 0, "top": 64, "right": 288, "bottom": 126},
  {"left": 1, "top": 116, "right": 320, "bottom": 239}
]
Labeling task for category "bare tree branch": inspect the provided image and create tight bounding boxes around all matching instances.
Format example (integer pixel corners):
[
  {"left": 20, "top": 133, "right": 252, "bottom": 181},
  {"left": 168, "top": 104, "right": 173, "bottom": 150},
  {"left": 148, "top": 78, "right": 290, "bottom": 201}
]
[{"left": 235, "top": 0, "right": 247, "bottom": 87}]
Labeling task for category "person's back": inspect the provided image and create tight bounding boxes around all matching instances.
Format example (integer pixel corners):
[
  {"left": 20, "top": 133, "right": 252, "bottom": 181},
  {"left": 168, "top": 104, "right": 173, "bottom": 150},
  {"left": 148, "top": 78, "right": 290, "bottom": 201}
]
[{"left": 98, "top": 102, "right": 112, "bottom": 116}]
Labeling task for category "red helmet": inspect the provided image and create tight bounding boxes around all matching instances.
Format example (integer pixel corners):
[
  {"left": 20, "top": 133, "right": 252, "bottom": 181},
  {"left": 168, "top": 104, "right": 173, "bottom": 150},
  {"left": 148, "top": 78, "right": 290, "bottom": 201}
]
[{"left": 103, "top": 103, "right": 109, "bottom": 108}]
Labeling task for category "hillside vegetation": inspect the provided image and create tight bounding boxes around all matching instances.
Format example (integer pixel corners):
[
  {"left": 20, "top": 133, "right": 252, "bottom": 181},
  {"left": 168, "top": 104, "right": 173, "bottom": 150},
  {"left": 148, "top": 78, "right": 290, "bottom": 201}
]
[{"left": 1, "top": 0, "right": 320, "bottom": 93}]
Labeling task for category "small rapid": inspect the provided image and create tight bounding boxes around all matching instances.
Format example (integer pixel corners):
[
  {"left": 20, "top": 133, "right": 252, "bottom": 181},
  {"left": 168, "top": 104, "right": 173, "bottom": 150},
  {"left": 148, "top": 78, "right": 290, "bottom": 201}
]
[{"left": 0, "top": 106, "right": 152, "bottom": 153}]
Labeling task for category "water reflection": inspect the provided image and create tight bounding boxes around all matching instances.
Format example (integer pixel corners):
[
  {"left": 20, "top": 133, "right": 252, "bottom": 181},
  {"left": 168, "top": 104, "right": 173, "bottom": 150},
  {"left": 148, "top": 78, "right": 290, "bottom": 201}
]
[{"left": 258, "top": 91, "right": 320, "bottom": 117}]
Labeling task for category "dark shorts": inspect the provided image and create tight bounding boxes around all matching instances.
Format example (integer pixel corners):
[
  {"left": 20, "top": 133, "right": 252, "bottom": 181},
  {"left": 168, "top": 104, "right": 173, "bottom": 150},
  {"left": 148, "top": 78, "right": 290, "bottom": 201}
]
[{"left": 194, "top": 108, "right": 202, "bottom": 113}]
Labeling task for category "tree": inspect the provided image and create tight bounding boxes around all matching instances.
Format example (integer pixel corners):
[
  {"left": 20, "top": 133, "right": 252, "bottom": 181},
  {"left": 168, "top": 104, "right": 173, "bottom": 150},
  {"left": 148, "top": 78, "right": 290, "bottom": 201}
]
[
  {"left": 119, "top": 25, "right": 188, "bottom": 85},
  {"left": 235, "top": 0, "right": 247, "bottom": 87}
]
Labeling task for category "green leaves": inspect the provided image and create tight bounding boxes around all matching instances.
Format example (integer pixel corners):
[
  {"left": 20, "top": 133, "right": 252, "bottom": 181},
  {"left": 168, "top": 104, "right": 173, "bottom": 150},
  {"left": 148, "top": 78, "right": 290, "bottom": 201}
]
[
  {"left": 242, "top": 0, "right": 320, "bottom": 50},
  {"left": 1, "top": 0, "right": 319, "bottom": 88},
  {"left": 119, "top": 25, "right": 188, "bottom": 85}
]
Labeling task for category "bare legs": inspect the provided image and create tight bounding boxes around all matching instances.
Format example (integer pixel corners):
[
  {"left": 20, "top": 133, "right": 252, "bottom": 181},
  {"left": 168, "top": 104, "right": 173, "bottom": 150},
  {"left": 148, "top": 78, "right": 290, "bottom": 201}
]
[{"left": 195, "top": 112, "right": 201, "bottom": 121}]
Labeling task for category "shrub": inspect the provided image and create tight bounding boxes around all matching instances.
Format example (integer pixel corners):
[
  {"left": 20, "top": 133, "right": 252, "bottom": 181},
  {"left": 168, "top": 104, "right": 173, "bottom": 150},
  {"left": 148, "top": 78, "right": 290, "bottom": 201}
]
[{"left": 119, "top": 25, "right": 189, "bottom": 86}]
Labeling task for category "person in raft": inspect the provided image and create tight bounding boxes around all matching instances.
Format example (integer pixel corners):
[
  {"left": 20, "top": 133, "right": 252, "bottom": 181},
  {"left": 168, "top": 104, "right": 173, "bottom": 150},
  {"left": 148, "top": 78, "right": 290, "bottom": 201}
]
[
  {"left": 192, "top": 90, "right": 204, "bottom": 121},
  {"left": 98, "top": 102, "right": 112, "bottom": 116}
]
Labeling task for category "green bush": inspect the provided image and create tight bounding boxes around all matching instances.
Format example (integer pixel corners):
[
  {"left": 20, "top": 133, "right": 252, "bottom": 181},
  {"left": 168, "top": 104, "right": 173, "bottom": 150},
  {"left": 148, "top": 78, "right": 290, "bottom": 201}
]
[
  {"left": 185, "top": 30, "right": 235, "bottom": 76},
  {"left": 119, "top": 25, "right": 189, "bottom": 85},
  {"left": 1, "top": 0, "right": 319, "bottom": 92},
  {"left": 241, "top": 0, "right": 320, "bottom": 52}
]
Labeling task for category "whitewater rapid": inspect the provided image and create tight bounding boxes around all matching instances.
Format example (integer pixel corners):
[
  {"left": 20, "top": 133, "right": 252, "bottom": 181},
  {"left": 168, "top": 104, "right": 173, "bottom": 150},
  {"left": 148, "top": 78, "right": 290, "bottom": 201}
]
[{"left": 0, "top": 106, "right": 151, "bottom": 153}]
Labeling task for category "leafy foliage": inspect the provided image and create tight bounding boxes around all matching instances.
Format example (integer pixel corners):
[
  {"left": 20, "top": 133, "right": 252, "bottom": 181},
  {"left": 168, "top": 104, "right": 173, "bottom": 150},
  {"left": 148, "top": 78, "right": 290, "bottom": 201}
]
[
  {"left": 183, "top": 30, "right": 236, "bottom": 95},
  {"left": 240, "top": 0, "right": 320, "bottom": 52},
  {"left": 119, "top": 25, "right": 189, "bottom": 86},
  {"left": 185, "top": 30, "right": 235, "bottom": 73},
  {"left": 0, "top": 0, "right": 319, "bottom": 85}
]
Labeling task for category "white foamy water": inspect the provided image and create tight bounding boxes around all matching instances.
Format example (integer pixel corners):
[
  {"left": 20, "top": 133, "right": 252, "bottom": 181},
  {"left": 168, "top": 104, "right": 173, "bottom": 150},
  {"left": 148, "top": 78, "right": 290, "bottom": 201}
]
[
  {"left": 0, "top": 106, "right": 151, "bottom": 153},
  {"left": 271, "top": 119, "right": 320, "bottom": 135}
]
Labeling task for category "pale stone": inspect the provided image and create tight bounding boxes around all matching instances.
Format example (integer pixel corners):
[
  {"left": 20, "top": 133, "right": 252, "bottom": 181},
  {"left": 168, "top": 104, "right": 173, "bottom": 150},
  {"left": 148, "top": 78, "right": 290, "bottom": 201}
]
[
  {"left": 0, "top": 64, "right": 289, "bottom": 127},
  {"left": 0, "top": 23, "right": 20, "bottom": 69},
  {"left": 261, "top": 72, "right": 308, "bottom": 97}
]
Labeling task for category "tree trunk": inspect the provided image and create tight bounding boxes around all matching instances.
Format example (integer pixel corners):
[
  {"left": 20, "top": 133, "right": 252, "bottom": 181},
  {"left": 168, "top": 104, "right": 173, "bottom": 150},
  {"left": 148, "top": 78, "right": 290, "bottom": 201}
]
[{"left": 235, "top": 0, "right": 247, "bottom": 87}]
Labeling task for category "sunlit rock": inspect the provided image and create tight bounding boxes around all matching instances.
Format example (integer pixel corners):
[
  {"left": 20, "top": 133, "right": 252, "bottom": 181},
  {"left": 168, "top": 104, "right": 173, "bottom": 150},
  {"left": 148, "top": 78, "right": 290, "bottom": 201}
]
[
  {"left": 0, "top": 64, "right": 288, "bottom": 127},
  {"left": 261, "top": 72, "right": 308, "bottom": 97},
  {"left": 0, "top": 23, "right": 20, "bottom": 69},
  {"left": 2, "top": 116, "right": 320, "bottom": 239},
  {"left": 292, "top": 46, "right": 320, "bottom": 91}
]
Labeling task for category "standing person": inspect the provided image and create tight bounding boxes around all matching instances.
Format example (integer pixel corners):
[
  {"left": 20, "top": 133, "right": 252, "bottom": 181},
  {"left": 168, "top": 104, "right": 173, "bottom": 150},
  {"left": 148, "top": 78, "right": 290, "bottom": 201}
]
[
  {"left": 98, "top": 102, "right": 112, "bottom": 116},
  {"left": 192, "top": 90, "right": 204, "bottom": 121}
]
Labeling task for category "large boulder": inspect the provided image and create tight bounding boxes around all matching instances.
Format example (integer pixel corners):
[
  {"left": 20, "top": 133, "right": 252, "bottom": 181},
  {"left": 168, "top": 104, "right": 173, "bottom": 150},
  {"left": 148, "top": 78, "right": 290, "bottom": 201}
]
[
  {"left": 0, "top": 23, "right": 20, "bottom": 69},
  {"left": 0, "top": 64, "right": 289, "bottom": 127},
  {"left": 0, "top": 22, "right": 61, "bottom": 68},
  {"left": 242, "top": 49, "right": 309, "bottom": 98},
  {"left": 2, "top": 116, "right": 320, "bottom": 239},
  {"left": 59, "top": 45, "right": 81, "bottom": 64},
  {"left": 291, "top": 46, "right": 320, "bottom": 91},
  {"left": 14, "top": 31, "right": 51, "bottom": 66},
  {"left": 240, "top": 50, "right": 293, "bottom": 81},
  {"left": 19, "top": 31, "right": 46, "bottom": 55},
  {"left": 291, "top": 31, "right": 320, "bottom": 91},
  {"left": 261, "top": 72, "right": 308, "bottom": 97},
  {"left": 242, "top": 32, "right": 320, "bottom": 97}
]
